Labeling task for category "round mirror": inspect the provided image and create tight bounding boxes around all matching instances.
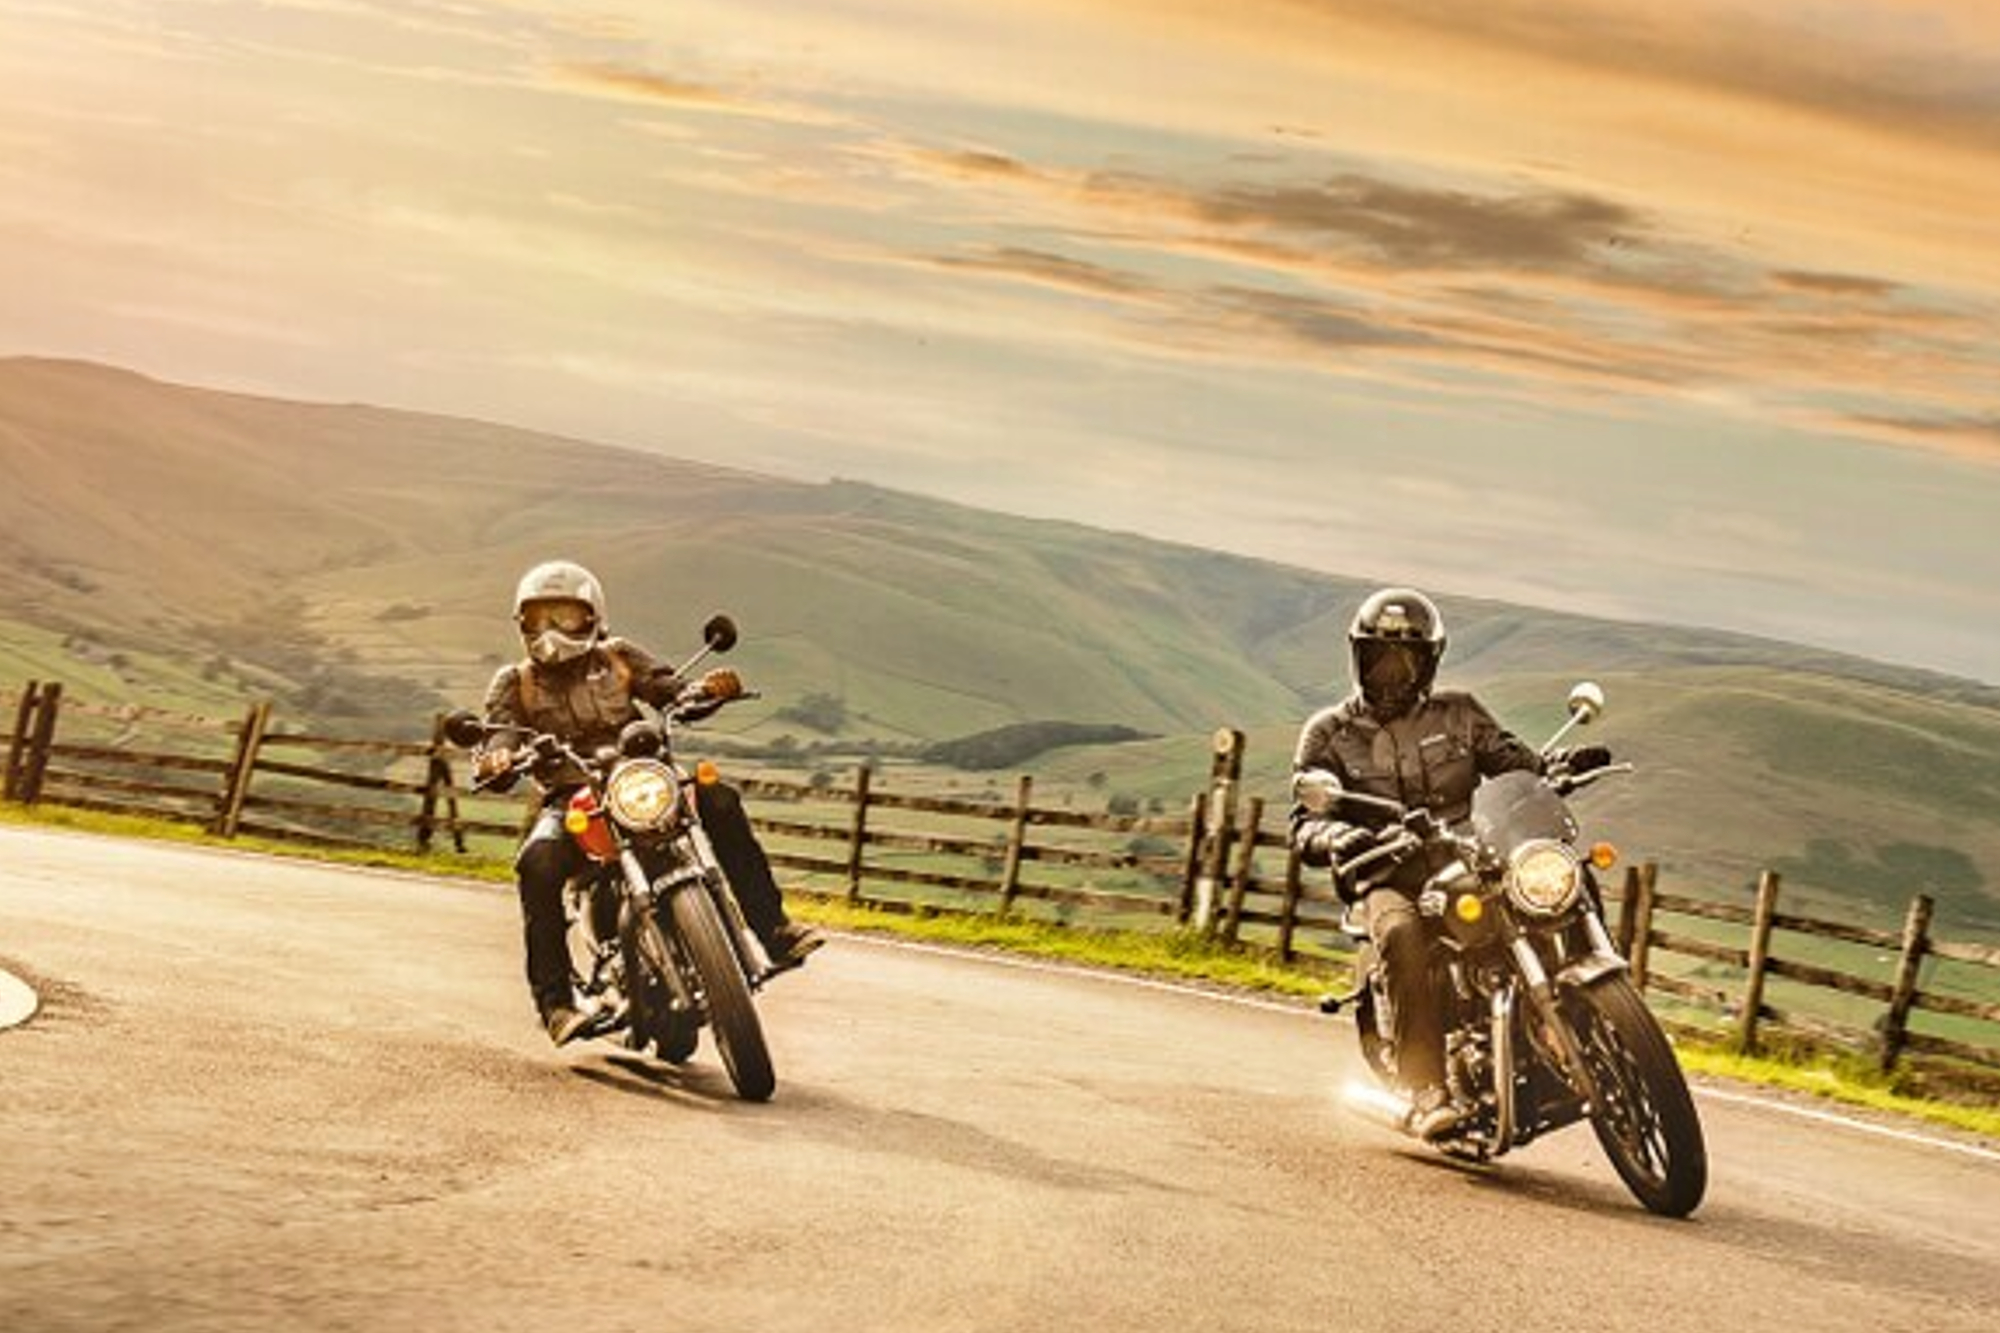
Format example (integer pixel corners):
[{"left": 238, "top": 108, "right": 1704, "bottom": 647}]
[
  {"left": 1292, "top": 768, "right": 1344, "bottom": 816},
  {"left": 702, "top": 613, "right": 739, "bottom": 653},
  {"left": 442, "top": 709, "right": 488, "bottom": 749},
  {"left": 1566, "top": 681, "right": 1606, "bottom": 725}
]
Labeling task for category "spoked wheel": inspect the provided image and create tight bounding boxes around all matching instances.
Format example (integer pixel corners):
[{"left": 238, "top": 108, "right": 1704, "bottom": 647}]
[
  {"left": 668, "top": 886, "right": 775, "bottom": 1102},
  {"left": 1565, "top": 975, "right": 1707, "bottom": 1217}
]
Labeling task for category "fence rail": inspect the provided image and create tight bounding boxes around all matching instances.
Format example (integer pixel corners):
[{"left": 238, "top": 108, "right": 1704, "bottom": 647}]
[{"left": 5, "top": 676, "right": 1998, "bottom": 1080}]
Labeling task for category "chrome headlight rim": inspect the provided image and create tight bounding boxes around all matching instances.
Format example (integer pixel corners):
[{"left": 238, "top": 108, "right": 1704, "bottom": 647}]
[
  {"left": 1506, "top": 839, "right": 1582, "bottom": 916},
  {"left": 604, "top": 759, "right": 682, "bottom": 832}
]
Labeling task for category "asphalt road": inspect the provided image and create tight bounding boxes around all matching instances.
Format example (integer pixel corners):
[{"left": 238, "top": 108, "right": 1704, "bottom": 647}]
[{"left": 3, "top": 825, "right": 1996, "bottom": 1333}]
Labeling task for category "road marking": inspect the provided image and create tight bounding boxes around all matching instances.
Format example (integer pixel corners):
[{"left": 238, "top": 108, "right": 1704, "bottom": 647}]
[
  {"left": 0, "top": 967, "right": 37, "bottom": 1030},
  {"left": 1691, "top": 1083, "right": 2000, "bottom": 1164},
  {"left": 836, "top": 931, "right": 2000, "bottom": 1165}
]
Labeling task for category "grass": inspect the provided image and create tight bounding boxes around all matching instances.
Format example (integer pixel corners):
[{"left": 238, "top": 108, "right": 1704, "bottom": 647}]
[
  {"left": 788, "top": 896, "right": 1346, "bottom": 1001},
  {"left": 1677, "top": 1043, "right": 2000, "bottom": 1140},
  {"left": 3, "top": 798, "right": 1995, "bottom": 1141}
]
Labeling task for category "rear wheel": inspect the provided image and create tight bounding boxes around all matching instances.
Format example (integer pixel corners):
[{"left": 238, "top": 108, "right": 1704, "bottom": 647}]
[
  {"left": 668, "top": 886, "right": 775, "bottom": 1102},
  {"left": 1566, "top": 975, "right": 1706, "bottom": 1217}
]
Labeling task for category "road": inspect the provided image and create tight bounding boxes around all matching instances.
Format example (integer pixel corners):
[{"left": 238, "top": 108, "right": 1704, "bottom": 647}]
[{"left": 2, "top": 824, "right": 1995, "bottom": 1333}]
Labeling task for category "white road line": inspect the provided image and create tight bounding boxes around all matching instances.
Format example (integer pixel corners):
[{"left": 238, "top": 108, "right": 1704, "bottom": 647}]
[
  {"left": 1691, "top": 1083, "right": 2000, "bottom": 1163},
  {"left": 834, "top": 931, "right": 2000, "bottom": 1165}
]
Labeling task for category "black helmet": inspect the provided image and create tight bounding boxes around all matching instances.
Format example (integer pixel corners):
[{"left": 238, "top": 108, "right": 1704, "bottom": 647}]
[
  {"left": 1349, "top": 587, "right": 1445, "bottom": 719},
  {"left": 513, "top": 560, "right": 606, "bottom": 666}
]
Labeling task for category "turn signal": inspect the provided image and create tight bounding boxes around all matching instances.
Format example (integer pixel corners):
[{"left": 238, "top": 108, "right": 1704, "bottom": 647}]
[
  {"left": 1453, "top": 894, "right": 1485, "bottom": 924},
  {"left": 563, "top": 809, "right": 591, "bottom": 835},
  {"left": 695, "top": 759, "right": 721, "bottom": 786},
  {"left": 1589, "top": 841, "right": 1619, "bottom": 870}
]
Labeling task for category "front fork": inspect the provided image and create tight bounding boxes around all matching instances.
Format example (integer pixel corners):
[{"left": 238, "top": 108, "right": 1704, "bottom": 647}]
[
  {"left": 1508, "top": 923, "right": 1622, "bottom": 1116},
  {"left": 619, "top": 848, "right": 699, "bottom": 1014},
  {"left": 623, "top": 828, "right": 773, "bottom": 989}
]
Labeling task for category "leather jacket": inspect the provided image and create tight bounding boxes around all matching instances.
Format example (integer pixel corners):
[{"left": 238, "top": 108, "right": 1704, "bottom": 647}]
[
  {"left": 1290, "top": 689, "right": 1541, "bottom": 894},
  {"left": 475, "top": 638, "right": 679, "bottom": 791}
]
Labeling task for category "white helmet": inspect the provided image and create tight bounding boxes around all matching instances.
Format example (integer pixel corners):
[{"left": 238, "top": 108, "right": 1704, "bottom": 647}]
[{"left": 513, "top": 560, "right": 605, "bottom": 666}]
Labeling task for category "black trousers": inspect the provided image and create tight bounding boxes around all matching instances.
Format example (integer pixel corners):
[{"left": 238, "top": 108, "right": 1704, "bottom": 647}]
[
  {"left": 1363, "top": 887, "right": 1447, "bottom": 1090},
  {"left": 515, "top": 782, "right": 791, "bottom": 1015}
]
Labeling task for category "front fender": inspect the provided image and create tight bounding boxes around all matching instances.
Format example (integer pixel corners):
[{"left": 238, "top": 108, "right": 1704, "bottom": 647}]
[{"left": 1555, "top": 951, "right": 1628, "bottom": 992}]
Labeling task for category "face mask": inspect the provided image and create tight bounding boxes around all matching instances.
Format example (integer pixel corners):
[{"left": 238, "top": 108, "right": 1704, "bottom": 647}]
[{"left": 527, "top": 627, "right": 595, "bottom": 665}]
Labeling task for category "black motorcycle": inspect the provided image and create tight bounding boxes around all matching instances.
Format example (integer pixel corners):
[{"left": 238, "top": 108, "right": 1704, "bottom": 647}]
[
  {"left": 1308, "top": 683, "right": 1707, "bottom": 1216},
  {"left": 445, "top": 615, "right": 778, "bottom": 1102}
]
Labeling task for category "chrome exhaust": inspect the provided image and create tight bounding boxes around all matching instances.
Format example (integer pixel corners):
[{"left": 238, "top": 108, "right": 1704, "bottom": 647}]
[{"left": 1339, "top": 1079, "right": 1413, "bottom": 1134}]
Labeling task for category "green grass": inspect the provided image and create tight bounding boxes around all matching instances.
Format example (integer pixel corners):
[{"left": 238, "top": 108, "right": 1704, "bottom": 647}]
[
  {"left": 2, "top": 798, "right": 1994, "bottom": 1141},
  {"left": 1676, "top": 1043, "right": 2000, "bottom": 1140},
  {"left": 788, "top": 896, "right": 1346, "bottom": 1000}
]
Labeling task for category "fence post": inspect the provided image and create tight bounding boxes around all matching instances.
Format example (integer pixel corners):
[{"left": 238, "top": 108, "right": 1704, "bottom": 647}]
[
  {"left": 213, "top": 700, "right": 272, "bottom": 838},
  {"left": 1176, "top": 790, "right": 1205, "bottom": 924},
  {"left": 20, "top": 681, "right": 62, "bottom": 805},
  {"left": 1277, "top": 847, "right": 1303, "bottom": 962},
  {"left": 1628, "top": 861, "right": 1659, "bottom": 991},
  {"left": 1737, "top": 870, "right": 1782, "bottom": 1052},
  {"left": 1192, "top": 728, "right": 1244, "bottom": 934},
  {"left": 997, "top": 774, "right": 1033, "bottom": 917},
  {"left": 1221, "top": 796, "right": 1263, "bottom": 944},
  {"left": 1879, "top": 893, "right": 1935, "bottom": 1073},
  {"left": 844, "top": 764, "right": 872, "bottom": 905},
  {"left": 415, "top": 712, "right": 461, "bottom": 853},
  {"left": 4, "top": 680, "right": 39, "bottom": 803},
  {"left": 1614, "top": 864, "right": 1640, "bottom": 958}
]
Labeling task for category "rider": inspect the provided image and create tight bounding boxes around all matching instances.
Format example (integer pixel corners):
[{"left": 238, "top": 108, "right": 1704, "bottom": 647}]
[
  {"left": 473, "top": 559, "right": 822, "bottom": 1046},
  {"left": 1289, "top": 587, "right": 1606, "bottom": 1139}
]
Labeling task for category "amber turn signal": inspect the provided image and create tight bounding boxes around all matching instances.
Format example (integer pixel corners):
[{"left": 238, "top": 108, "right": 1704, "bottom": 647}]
[
  {"left": 695, "top": 759, "right": 721, "bottom": 786},
  {"left": 1589, "top": 841, "right": 1619, "bottom": 870},
  {"left": 1453, "top": 894, "right": 1485, "bottom": 924}
]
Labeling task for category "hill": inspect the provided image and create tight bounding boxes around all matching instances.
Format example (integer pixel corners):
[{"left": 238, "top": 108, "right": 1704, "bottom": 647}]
[{"left": 3, "top": 356, "right": 1997, "bottom": 933}]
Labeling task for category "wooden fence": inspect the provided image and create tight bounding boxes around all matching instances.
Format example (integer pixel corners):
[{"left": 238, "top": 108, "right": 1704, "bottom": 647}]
[{"left": 5, "top": 678, "right": 1998, "bottom": 1079}]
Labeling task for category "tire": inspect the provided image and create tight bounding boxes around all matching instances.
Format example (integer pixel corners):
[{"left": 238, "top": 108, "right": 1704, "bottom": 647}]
[
  {"left": 1351, "top": 946, "right": 1395, "bottom": 1082},
  {"left": 1565, "top": 975, "right": 1707, "bottom": 1217},
  {"left": 620, "top": 917, "right": 698, "bottom": 1063},
  {"left": 668, "top": 885, "right": 775, "bottom": 1102}
]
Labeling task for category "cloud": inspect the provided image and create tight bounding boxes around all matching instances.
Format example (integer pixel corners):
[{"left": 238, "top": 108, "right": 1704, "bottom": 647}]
[
  {"left": 1195, "top": 175, "right": 1640, "bottom": 272},
  {"left": 1212, "top": 0, "right": 2000, "bottom": 152},
  {"left": 547, "top": 62, "right": 738, "bottom": 109},
  {"left": 932, "top": 246, "right": 1155, "bottom": 299}
]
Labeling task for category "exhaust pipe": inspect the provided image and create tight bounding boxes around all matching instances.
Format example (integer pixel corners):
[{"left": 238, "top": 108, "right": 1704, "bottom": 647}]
[{"left": 1339, "top": 1079, "right": 1412, "bottom": 1134}]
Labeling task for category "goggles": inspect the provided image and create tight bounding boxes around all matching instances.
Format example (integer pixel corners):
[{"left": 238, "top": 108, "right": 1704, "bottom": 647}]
[{"left": 519, "top": 600, "right": 596, "bottom": 637}]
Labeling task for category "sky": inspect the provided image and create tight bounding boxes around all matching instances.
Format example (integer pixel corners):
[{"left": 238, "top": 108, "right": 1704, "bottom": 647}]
[{"left": 2, "top": 0, "right": 1998, "bottom": 682}]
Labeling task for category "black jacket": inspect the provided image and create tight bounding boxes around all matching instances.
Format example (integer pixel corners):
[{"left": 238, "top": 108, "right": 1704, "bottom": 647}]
[{"left": 1290, "top": 689, "right": 1540, "bottom": 893}]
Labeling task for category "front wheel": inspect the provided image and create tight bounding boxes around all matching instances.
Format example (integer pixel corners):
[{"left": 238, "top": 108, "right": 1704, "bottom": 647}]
[
  {"left": 1565, "top": 975, "right": 1707, "bottom": 1217},
  {"left": 668, "top": 886, "right": 775, "bottom": 1102}
]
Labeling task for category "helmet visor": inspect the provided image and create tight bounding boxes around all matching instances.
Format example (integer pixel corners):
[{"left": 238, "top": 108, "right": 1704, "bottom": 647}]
[
  {"left": 1357, "top": 640, "right": 1423, "bottom": 692},
  {"left": 519, "top": 599, "right": 596, "bottom": 637},
  {"left": 1355, "top": 639, "right": 1434, "bottom": 714}
]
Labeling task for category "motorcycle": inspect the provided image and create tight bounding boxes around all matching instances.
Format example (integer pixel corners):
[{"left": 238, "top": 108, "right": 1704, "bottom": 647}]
[
  {"left": 1307, "top": 682, "right": 1707, "bottom": 1217},
  {"left": 445, "top": 614, "right": 779, "bottom": 1102}
]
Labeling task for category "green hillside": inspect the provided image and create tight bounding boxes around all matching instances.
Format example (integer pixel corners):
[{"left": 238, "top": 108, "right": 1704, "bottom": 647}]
[{"left": 4, "top": 356, "right": 1997, "bottom": 934}]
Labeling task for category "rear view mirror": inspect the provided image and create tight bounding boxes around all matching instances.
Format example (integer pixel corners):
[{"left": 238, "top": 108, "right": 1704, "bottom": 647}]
[
  {"left": 1566, "top": 681, "right": 1606, "bottom": 726},
  {"left": 1292, "top": 769, "right": 1344, "bottom": 816},
  {"left": 702, "top": 614, "right": 739, "bottom": 654},
  {"left": 442, "top": 709, "right": 488, "bottom": 749}
]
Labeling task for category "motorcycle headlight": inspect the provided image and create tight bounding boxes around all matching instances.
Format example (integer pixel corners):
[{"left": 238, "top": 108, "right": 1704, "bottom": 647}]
[
  {"left": 1506, "top": 839, "right": 1582, "bottom": 916},
  {"left": 604, "top": 760, "right": 682, "bottom": 832}
]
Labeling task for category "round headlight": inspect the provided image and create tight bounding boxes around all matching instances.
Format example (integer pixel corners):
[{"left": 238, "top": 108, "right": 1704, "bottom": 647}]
[
  {"left": 605, "top": 760, "right": 681, "bottom": 831},
  {"left": 1507, "top": 839, "right": 1582, "bottom": 916}
]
